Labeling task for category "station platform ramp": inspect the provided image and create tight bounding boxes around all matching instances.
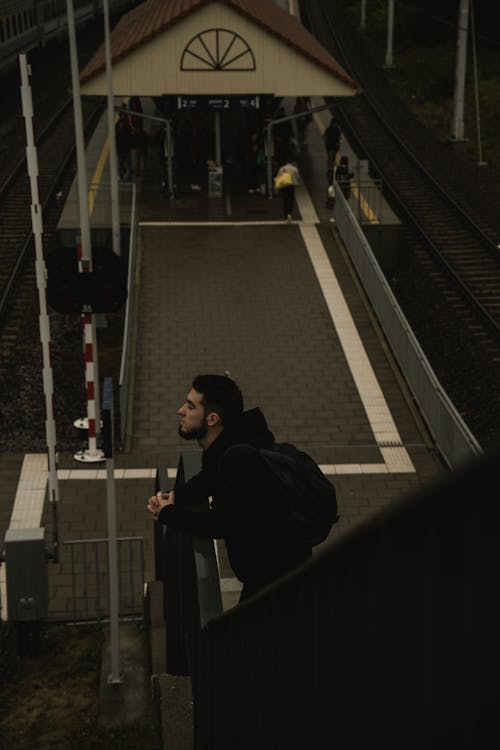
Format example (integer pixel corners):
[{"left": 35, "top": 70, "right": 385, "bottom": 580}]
[{"left": 0, "top": 92, "right": 445, "bottom": 625}]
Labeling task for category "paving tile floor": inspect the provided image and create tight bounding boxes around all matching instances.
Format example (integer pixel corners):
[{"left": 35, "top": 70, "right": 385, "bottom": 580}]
[{"left": 1, "top": 100, "right": 445, "bottom": 623}]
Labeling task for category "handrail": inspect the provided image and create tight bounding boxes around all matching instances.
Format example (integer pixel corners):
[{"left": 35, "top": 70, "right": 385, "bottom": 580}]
[
  {"left": 196, "top": 447, "right": 499, "bottom": 748},
  {"left": 153, "top": 444, "right": 499, "bottom": 748},
  {"left": 333, "top": 184, "right": 482, "bottom": 467},
  {"left": 118, "top": 181, "right": 138, "bottom": 445},
  {"left": 153, "top": 451, "right": 222, "bottom": 676}
]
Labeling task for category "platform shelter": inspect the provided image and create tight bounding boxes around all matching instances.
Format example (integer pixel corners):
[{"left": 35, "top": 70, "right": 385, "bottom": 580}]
[
  {"left": 79, "top": 0, "right": 356, "bottom": 187},
  {"left": 80, "top": 0, "right": 356, "bottom": 99}
]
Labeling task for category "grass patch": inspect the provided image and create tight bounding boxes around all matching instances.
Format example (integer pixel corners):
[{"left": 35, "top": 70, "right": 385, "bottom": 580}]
[{"left": 0, "top": 623, "right": 161, "bottom": 750}]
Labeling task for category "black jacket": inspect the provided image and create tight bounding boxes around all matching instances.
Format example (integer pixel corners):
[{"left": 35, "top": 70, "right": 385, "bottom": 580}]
[{"left": 158, "top": 408, "right": 311, "bottom": 595}]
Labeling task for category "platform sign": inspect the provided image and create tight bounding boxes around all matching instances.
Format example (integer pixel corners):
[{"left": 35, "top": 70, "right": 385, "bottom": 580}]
[{"left": 177, "top": 95, "right": 260, "bottom": 110}]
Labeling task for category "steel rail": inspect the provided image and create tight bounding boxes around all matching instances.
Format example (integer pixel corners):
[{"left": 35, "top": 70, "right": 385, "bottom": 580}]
[{"left": 0, "top": 100, "right": 104, "bottom": 323}]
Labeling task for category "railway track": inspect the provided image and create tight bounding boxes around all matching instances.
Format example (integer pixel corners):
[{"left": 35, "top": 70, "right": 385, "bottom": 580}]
[
  {"left": 0, "top": 25, "right": 111, "bottom": 451},
  {"left": 301, "top": 0, "right": 500, "bottom": 448},
  {"left": 0, "top": 97, "right": 103, "bottom": 330}
]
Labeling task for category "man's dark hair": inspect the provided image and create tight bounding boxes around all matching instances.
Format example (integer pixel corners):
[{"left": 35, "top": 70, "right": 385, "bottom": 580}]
[{"left": 192, "top": 374, "right": 243, "bottom": 428}]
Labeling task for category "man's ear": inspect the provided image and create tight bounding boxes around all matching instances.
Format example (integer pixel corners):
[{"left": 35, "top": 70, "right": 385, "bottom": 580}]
[{"left": 206, "top": 412, "right": 221, "bottom": 427}]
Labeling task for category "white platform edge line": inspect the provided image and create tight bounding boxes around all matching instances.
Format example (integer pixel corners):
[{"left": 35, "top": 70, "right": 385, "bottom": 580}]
[
  {"left": 53, "top": 463, "right": 414, "bottom": 478},
  {"left": 299, "top": 223, "right": 415, "bottom": 475},
  {"left": 139, "top": 220, "right": 293, "bottom": 227}
]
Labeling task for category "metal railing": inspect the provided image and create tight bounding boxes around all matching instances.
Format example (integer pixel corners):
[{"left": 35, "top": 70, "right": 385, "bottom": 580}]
[
  {"left": 118, "top": 181, "right": 138, "bottom": 445},
  {"left": 154, "top": 452, "right": 222, "bottom": 677},
  {"left": 154, "top": 446, "right": 499, "bottom": 749},
  {"left": 333, "top": 183, "right": 482, "bottom": 467},
  {"left": 63, "top": 536, "right": 145, "bottom": 624},
  {"left": 349, "top": 177, "right": 383, "bottom": 225}
]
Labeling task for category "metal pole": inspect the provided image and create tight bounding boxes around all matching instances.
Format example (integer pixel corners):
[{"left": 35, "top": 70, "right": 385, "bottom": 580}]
[
  {"left": 469, "top": 0, "right": 486, "bottom": 165},
  {"left": 67, "top": 0, "right": 103, "bottom": 460},
  {"left": 166, "top": 120, "right": 174, "bottom": 197},
  {"left": 266, "top": 122, "right": 273, "bottom": 199},
  {"left": 385, "top": 0, "right": 394, "bottom": 67},
  {"left": 214, "top": 110, "right": 221, "bottom": 165},
  {"left": 20, "top": 54, "right": 60, "bottom": 560},
  {"left": 360, "top": 0, "right": 366, "bottom": 30},
  {"left": 67, "top": 0, "right": 91, "bottom": 262},
  {"left": 451, "top": 0, "right": 470, "bottom": 141},
  {"left": 385, "top": 0, "right": 394, "bottom": 68},
  {"left": 102, "top": 377, "right": 122, "bottom": 684},
  {"left": 103, "top": 0, "right": 120, "bottom": 256}
]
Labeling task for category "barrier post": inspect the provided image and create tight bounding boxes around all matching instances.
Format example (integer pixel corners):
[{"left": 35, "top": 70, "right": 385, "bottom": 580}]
[
  {"left": 19, "top": 53, "right": 60, "bottom": 559},
  {"left": 102, "top": 376, "right": 122, "bottom": 684}
]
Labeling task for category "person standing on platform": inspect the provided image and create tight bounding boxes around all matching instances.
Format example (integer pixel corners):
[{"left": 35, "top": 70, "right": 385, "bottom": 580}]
[
  {"left": 273, "top": 105, "right": 293, "bottom": 166},
  {"left": 115, "top": 111, "right": 132, "bottom": 180},
  {"left": 326, "top": 161, "right": 337, "bottom": 213},
  {"left": 293, "top": 96, "right": 312, "bottom": 152},
  {"left": 246, "top": 129, "right": 264, "bottom": 194},
  {"left": 275, "top": 160, "right": 300, "bottom": 221},
  {"left": 146, "top": 374, "right": 312, "bottom": 601},
  {"left": 324, "top": 116, "right": 342, "bottom": 171},
  {"left": 336, "top": 155, "right": 354, "bottom": 200}
]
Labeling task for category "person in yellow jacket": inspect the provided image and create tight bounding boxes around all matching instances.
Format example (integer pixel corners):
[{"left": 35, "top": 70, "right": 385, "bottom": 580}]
[{"left": 274, "top": 161, "right": 300, "bottom": 221}]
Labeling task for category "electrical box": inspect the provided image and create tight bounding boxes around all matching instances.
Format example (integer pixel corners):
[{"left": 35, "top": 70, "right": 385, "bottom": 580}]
[
  {"left": 4, "top": 528, "right": 48, "bottom": 622},
  {"left": 208, "top": 166, "right": 223, "bottom": 198}
]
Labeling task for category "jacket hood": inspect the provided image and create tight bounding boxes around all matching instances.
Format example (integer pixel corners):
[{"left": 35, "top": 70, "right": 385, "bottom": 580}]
[
  {"left": 202, "top": 407, "right": 274, "bottom": 472},
  {"left": 225, "top": 407, "right": 275, "bottom": 447}
]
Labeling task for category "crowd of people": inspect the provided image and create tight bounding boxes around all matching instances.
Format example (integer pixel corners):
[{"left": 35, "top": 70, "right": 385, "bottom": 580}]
[{"left": 115, "top": 97, "right": 354, "bottom": 222}]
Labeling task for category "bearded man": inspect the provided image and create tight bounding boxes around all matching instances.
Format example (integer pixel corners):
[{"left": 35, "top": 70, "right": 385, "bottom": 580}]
[{"left": 147, "top": 373, "right": 312, "bottom": 601}]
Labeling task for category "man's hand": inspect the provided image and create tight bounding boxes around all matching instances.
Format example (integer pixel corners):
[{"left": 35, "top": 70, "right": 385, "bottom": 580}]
[{"left": 146, "top": 490, "right": 175, "bottom": 521}]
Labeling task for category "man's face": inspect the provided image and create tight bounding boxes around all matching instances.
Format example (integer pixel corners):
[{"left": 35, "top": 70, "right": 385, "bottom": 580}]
[{"left": 177, "top": 388, "right": 207, "bottom": 441}]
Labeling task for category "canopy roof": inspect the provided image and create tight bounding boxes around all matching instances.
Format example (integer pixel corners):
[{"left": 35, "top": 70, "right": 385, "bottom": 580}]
[{"left": 80, "top": 0, "right": 356, "bottom": 98}]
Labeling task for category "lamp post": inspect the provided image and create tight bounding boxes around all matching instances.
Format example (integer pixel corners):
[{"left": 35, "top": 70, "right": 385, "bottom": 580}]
[
  {"left": 103, "top": 0, "right": 121, "bottom": 257},
  {"left": 451, "top": 0, "right": 470, "bottom": 142},
  {"left": 360, "top": 0, "right": 366, "bottom": 30},
  {"left": 385, "top": 0, "right": 395, "bottom": 68}
]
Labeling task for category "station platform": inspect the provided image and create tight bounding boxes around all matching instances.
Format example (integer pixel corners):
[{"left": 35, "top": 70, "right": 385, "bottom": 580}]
[{"left": 0, "top": 96, "right": 443, "bottom": 623}]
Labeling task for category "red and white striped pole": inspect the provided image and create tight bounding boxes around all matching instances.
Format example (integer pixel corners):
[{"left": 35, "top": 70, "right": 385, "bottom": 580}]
[
  {"left": 73, "top": 239, "right": 104, "bottom": 462},
  {"left": 20, "top": 54, "right": 60, "bottom": 543},
  {"left": 67, "top": 0, "right": 104, "bottom": 462}
]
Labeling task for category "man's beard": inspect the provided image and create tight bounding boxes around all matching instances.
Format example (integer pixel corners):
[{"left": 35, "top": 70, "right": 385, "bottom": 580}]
[{"left": 178, "top": 423, "right": 207, "bottom": 441}]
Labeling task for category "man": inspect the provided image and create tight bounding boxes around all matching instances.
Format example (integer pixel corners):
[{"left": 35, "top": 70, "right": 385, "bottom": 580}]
[
  {"left": 323, "top": 116, "right": 342, "bottom": 171},
  {"left": 147, "top": 374, "right": 312, "bottom": 601}
]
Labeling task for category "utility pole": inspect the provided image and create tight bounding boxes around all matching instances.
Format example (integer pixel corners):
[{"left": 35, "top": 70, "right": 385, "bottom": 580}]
[
  {"left": 103, "top": 0, "right": 120, "bottom": 257},
  {"left": 385, "top": 0, "right": 395, "bottom": 68},
  {"left": 360, "top": 0, "right": 366, "bottom": 30},
  {"left": 451, "top": 0, "right": 470, "bottom": 141}
]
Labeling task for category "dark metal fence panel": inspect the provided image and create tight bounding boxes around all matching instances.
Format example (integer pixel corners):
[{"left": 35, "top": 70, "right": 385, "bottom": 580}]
[
  {"left": 197, "top": 449, "right": 500, "bottom": 749},
  {"left": 62, "top": 536, "right": 144, "bottom": 624},
  {"left": 155, "top": 454, "right": 201, "bottom": 676}
]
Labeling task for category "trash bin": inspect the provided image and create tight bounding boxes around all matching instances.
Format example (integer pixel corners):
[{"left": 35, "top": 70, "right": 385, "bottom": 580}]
[{"left": 208, "top": 166, "right": 223, "bottom": 198}]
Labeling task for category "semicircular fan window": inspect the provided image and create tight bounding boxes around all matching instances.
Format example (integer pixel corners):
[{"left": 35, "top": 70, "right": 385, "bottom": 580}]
[{"left": 181, "top": 28, "right": 256, "bottom": 71}]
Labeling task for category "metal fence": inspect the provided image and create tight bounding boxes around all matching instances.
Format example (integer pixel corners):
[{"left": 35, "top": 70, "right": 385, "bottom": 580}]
[
  {"left": 63, "top": 536, "right": 144, "bottom": 624},
  {"left": 333, "top": 183, "right": 482, "bottom": 467},
  {"left": 156, "top": 448, "right": 499, "bottom": 749},
  {"left": 345, "top": 177, "right": 383, "bottom": 225},
  {"left": 118, "top": 181, "right": 138, "bottom": 445}
]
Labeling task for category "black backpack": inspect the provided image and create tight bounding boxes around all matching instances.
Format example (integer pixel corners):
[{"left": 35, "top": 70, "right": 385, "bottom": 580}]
[{"left": 258, "top": 443, "right": 339, "bottom": 547}]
